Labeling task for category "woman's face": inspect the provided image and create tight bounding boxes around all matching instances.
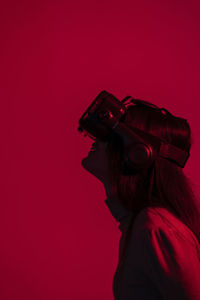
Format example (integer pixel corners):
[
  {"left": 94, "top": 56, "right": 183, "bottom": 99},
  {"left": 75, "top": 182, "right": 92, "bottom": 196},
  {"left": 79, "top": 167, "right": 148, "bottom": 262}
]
[{"left": 81, "top": 138, "right": 110, "bottom": 183}]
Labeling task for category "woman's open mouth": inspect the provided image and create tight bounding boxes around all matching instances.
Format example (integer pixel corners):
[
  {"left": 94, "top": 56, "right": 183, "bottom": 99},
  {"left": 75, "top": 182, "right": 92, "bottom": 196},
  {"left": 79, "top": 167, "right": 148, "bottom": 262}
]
[{"left": 89, "top": 150, "right": 95, "bottom": 153}]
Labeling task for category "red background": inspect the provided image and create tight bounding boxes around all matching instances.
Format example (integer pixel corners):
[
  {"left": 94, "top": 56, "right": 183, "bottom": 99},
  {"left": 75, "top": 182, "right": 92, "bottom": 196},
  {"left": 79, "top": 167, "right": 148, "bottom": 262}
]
[{"left": 1, "top": 0, "right": 200, "bottom": 299}]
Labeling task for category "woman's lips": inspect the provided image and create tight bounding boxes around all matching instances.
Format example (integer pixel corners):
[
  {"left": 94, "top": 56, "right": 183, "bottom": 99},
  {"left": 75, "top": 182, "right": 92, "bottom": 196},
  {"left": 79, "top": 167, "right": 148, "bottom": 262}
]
[{"left": 89, "top": 150, "right": 96, "bottom": 154}]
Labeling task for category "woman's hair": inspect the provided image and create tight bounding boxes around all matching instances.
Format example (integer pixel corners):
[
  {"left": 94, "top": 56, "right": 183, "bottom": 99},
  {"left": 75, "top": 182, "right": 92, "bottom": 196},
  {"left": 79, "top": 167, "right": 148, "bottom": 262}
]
[{"left": 105, "top": 102, "right": 200, "bottom": 245}]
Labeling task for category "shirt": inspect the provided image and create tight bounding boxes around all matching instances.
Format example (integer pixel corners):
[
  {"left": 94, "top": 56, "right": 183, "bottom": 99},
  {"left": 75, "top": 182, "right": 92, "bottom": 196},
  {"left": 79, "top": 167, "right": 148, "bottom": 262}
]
[{"left": 104, "top": 196, "right": 200, "bottom": 300}]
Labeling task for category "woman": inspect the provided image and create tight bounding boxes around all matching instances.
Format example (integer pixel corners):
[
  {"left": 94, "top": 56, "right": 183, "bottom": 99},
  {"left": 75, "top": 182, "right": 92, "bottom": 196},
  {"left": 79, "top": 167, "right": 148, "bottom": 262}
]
[{"left": 81, "top": 101, "right": 200, "bottom": 300}]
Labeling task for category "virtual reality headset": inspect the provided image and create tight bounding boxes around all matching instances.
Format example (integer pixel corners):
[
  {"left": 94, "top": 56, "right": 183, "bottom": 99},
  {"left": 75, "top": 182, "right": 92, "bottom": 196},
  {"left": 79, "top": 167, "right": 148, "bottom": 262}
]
[{"left": 78, "top": 90, "right": 190, "bottom": 171}]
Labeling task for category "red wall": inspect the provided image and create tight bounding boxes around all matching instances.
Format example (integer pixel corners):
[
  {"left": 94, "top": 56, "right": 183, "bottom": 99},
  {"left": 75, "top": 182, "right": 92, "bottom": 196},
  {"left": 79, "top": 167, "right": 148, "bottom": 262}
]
[{"left": 1, "top": 0, "right": 200, "bottom": 299}]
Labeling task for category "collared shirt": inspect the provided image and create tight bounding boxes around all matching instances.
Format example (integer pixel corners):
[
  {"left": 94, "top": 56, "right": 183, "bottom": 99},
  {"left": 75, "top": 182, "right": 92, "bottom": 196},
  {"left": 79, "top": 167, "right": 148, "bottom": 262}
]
[{"left": 104, "top": 196, "right": 200, "bottom": 300}]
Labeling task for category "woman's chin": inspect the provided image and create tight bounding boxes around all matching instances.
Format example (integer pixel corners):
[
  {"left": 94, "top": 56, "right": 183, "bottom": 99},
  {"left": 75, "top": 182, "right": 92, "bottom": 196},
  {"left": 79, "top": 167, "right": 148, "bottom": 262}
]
[
  {"left": 81, "top": 156, "right": 104, "bottom": 183},
  {"left": 81, "top": 155, "right": 96, "bottom": 173}
]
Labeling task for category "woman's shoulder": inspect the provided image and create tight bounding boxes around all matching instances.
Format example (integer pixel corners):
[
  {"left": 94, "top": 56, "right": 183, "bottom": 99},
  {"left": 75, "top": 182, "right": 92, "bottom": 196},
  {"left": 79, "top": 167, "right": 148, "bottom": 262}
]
[{"left": 132, "top": 205, "right": 198, "bottom": 248}]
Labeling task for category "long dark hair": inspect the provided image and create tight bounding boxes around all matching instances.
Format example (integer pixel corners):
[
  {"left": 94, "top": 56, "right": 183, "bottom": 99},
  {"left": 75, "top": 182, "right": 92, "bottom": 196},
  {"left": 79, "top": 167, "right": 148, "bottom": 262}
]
[{"left": 105, "top": 102, "right": 200, "bottom": 249}]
